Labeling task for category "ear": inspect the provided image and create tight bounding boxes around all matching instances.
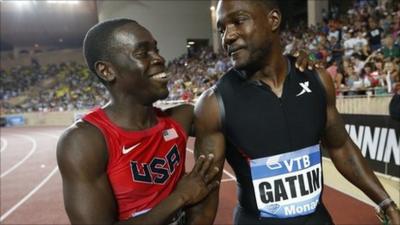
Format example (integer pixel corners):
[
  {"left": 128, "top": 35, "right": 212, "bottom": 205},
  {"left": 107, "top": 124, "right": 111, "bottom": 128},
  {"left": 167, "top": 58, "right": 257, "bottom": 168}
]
[
  {"left": 94, "top": 61, "right": 116, "bottom": 83},
  {"left": 268, "top": 9, "right": 281, "bottom": 32}
]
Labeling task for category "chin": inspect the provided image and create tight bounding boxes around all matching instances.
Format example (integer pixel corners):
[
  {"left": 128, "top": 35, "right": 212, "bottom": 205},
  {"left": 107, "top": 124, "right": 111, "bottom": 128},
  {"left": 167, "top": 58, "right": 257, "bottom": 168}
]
[
  {"left": 231, "top": 55, "right": 251, "bottom": 70},
  {"left": 232, "top": 61, "right": 249, "bottom": 70}
]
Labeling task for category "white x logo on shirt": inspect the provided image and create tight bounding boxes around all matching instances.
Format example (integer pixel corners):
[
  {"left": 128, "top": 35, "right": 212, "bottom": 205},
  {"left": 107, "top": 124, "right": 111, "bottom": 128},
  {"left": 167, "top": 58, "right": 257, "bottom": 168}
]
[{"left": 296, "top": 81, "right": 312, "bottom": 97}]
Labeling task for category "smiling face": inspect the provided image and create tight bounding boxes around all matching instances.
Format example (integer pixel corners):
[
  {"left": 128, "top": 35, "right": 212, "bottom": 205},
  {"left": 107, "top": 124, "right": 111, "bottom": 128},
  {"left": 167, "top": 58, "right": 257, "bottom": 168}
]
[
  {"left": 106, "top": 23, "right": 170, "bottom": 104},
  {"left": 216, "top": 0, "right": 280, "bottom": 71}
]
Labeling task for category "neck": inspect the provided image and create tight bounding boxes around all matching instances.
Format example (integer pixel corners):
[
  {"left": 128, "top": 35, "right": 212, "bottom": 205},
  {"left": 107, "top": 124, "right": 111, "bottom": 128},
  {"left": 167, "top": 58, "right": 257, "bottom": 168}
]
[
  {"left": 104, "top": 93, "right": 158, "bottom": 131},
  {"left": 250, "top": 42, "right": 288, "bottom": 89}
]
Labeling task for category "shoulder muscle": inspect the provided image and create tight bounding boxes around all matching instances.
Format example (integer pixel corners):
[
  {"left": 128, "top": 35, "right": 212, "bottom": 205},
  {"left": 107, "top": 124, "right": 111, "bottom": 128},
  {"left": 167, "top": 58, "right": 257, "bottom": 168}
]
[
  {"left": 57, "top": 121, "right": 108, "bottom": 180},
  {"left": 166, "top": 104, "right": 194, "bottom": 135}
]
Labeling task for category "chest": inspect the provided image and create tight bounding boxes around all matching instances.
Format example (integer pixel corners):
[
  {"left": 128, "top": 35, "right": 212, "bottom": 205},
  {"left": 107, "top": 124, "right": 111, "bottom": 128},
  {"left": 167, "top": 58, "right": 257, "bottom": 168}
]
[
  {"left": 106, "top": 125, "right": 186, "bottom": 190},
  {"left": 222, "top": 75, "right": 326, "bottom": 158}
]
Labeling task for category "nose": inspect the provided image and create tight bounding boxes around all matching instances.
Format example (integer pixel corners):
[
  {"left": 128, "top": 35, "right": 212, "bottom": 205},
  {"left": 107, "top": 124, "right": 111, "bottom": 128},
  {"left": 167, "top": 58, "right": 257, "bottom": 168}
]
[
  {"left": 150, "top": 52, "right": 165, "bottom": 65},
  {"left": 223, "top": 24, "right": 239, "bottom": 49}
]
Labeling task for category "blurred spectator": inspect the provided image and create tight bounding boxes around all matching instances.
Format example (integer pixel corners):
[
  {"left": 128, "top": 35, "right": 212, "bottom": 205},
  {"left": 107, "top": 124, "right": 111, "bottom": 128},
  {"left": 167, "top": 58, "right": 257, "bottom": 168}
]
[
  {"left": 367, "top": 17, "right": 384, "bottom": 51},
  {"left": 383, "top": 58, "right": 400, "bottom": 92},
  {"left": 382, "top": 34, "right": 400, "bottom": 58}
]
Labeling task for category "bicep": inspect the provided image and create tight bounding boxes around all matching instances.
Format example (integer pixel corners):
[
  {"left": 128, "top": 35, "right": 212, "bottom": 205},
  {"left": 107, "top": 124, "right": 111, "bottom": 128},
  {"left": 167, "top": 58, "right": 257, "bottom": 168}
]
[
  {"left": 317, "top": 69, "right": 349, "bottom": 150},
  {"left": 194, "top": 90, "right": 225, "bottom": 169},
  {"left": 194, "top": 130, "right": 226, "bottom": 169},
  {"left": 61, "top": 171, "right": 117, "bottom": 224},
  {"left": 187, "top": 90, "right": 225, "bottom": 224},
  {"left": 57, "top": 125, "right": 117, "bottom": 225},
  {"left": 321, "top": 106, "right": 348, "bottom": 150}
]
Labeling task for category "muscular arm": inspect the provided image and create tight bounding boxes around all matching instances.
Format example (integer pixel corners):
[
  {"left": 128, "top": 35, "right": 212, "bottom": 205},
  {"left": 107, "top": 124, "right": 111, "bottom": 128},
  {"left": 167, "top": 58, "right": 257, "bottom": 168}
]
[
  {"left": 166, "top": 104, "right": 194, "bottom": 136},
  {"left": 186, "top": 89, "right": 226, "bottom": 225},
  {"left": 57, "top": 121, "right": 213, "bottom": 225},
  {"left": 317, "top": 68, "right": 395, "bottom": 208}
]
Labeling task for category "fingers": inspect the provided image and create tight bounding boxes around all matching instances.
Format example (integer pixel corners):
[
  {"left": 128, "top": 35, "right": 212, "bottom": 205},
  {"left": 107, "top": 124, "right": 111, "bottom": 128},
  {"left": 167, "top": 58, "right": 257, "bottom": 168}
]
[
  {"left": 207, "top": 180, "right": 220, "bottom": 191},
  {"left": 193, "top": 154, "right": 220, "bottom": 184},
  {"left": 295, "top": 51, "right": 307, "bottom": 72},
  {"left": 295, "top": 51, "right": 322, "bottom": 72},
  {"left": 204, "top": 166, "right": 219, "bottom": 184},
  {"left": 198, "top": 154, "right": 214, "bottom": 176},
  {"left": 192, "top": 154, "right": 206, "bottom": 173},
  {"left": 307, "top": 60, "right": 315, "bottom": 71}
]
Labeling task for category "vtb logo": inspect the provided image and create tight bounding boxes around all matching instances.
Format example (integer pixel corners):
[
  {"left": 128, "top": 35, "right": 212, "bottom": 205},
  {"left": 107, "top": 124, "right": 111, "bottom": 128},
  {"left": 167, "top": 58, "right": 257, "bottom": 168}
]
[{"left": 130, "top": 145, "right": 180, "bottom": 184}]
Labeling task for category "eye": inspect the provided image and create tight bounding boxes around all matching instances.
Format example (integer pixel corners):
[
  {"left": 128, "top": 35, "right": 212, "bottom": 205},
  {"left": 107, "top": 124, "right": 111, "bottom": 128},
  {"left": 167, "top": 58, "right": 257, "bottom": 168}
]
[
  {"left": 218, "top": 27, "right": 225, "bottom": 35},
  {"left": 133, "top": 51, "right": 147, "bottom": 59},
  {"left": 133, "top": 47, "right": 149, "bottom": 58},
  {"left": 234, "top": 16, "right": 247, "bottom": 25},
  {"left": 217, "top": 25, "right": 225, "bottom": 35}
]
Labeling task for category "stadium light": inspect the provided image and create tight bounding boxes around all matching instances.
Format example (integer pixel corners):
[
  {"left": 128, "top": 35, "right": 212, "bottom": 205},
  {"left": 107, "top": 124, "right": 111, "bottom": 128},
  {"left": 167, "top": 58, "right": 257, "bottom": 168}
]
[
  {"left": 188, "top": 41, "right": 195, "bottom": 45},
  {"left": 47, "top": 0, "right": 79, "bottom": 4},
  {"left": 10, "top": 1, "right": 33, "bottom": 7}
]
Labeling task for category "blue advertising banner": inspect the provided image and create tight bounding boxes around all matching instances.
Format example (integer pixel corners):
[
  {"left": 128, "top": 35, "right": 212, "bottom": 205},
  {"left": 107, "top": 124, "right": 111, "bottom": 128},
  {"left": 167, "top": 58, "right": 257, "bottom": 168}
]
[{"left": 5, "top": 115, "right": 25, "bottom": 126}]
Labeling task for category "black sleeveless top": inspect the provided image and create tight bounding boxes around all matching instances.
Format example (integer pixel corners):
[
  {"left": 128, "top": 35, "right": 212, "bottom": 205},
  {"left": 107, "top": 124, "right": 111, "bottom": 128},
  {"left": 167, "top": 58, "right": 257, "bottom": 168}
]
[{"left": 215, "top": 56, "right": 328, "bottom": 222}]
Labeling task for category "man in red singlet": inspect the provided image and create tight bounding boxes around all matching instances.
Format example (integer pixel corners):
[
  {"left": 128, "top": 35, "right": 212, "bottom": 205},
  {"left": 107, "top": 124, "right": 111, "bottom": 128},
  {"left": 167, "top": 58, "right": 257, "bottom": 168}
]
[{"left": 57, "top": 18, "right": 220, "bottom": 225}]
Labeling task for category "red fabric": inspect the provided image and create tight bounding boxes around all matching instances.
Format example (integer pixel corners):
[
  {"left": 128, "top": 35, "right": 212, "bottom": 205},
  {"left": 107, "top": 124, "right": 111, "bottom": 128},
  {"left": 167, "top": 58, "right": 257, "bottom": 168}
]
[{"left": 83, "top": 108, "right": 187, "bottom": 220}]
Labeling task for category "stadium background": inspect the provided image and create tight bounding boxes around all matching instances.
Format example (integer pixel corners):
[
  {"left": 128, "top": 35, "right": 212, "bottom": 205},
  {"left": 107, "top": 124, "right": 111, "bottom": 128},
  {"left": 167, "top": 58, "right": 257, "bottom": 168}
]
[{"left": 0, "top": 0, "right": 399, "bottom": 224}]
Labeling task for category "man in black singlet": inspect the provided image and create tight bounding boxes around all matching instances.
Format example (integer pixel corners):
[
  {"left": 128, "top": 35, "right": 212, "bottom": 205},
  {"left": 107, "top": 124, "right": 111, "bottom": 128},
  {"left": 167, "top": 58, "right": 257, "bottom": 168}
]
[{"left": 190, "top": 1, "right": 400, "bottom": 224}]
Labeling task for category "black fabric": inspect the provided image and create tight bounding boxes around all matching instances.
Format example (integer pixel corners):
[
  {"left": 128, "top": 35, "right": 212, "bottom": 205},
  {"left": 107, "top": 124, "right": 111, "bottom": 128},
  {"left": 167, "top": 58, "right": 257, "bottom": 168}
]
[
  {"left": 215, "top": 56, "right": 329, "bottom": 223},
  {"left": 367, "top": 28, "right": 383, "bottom": 46},
  {"left": 389, "top": 94, "right": 400, "bottom": 121}
]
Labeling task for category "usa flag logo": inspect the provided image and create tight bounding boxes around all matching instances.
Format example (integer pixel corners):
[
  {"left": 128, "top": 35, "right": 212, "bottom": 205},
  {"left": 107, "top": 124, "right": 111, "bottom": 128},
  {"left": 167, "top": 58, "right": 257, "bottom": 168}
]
[{"left": 163, "top": 128, "right": 178, "bottom": 141}]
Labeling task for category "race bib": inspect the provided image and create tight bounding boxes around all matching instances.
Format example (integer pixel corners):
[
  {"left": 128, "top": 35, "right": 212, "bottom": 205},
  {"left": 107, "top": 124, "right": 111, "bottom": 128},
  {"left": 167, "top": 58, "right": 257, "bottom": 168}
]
[{"left": 250, "top": 145, "right": 322, "bottom": 218}]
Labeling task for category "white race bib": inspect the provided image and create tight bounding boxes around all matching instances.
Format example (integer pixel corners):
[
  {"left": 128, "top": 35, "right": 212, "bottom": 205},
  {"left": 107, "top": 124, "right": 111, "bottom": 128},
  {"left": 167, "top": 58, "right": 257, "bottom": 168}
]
[{"left": 250, "top": 145, "right": 322, "bottom": 218}]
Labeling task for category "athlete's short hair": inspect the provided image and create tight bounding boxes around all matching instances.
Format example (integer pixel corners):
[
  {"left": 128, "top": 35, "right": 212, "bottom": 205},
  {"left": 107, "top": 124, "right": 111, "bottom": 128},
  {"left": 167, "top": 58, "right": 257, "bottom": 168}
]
[
  {"left": 259, "top": 0, "right": 280, "bottom": 11},
  {"left": 83, "top": 18, "right": 138, "bottom": 79},
  {"left": 253, "top": 0, "right": 282, "bottom": 29}
]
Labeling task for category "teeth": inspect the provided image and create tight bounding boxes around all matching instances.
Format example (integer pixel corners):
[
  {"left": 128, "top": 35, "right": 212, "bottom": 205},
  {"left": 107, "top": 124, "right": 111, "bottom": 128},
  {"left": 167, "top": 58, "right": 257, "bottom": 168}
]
[{"left": 152, "top": 72, "right": 167, "bottom": 79}]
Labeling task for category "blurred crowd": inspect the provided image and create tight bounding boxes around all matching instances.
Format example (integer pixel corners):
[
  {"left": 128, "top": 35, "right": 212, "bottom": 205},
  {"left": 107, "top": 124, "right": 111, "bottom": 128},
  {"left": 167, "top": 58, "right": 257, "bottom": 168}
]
[
  {"left": 1, "top": 0, "right": 399, "bottom": 114},
  {"left": 0, "top": 62, "right": 109, "bottom": 114},
  {"left": 282, "top": 0, "right": 400, "bottom": 95},
  {"left": 165, "top": 48, "right": 230, "bottom": 102}
]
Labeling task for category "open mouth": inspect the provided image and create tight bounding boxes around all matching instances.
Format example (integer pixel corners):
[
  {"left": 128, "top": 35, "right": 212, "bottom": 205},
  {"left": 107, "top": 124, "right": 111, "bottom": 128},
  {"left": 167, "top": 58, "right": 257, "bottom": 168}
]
[{"left": 150, "top": 72, "right": 169, "bottom": 81}]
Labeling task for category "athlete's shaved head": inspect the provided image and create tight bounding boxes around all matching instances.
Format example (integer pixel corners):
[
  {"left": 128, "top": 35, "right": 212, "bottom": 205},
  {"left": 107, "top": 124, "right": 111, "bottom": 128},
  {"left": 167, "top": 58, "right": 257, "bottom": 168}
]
[
  {"left": 256, "top": 0, "right": 280, "bottom": 11},
  {"left": 83, "top": 18, "right": 139, "bottom": 78}
]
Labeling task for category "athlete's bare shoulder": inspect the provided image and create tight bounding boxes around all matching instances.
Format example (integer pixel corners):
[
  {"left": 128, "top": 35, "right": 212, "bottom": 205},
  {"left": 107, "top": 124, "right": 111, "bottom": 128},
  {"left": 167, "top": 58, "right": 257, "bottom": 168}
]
[
  {"left": 165, "top": 104, "right": 194, "bottom": 135},
  {"left": 315, "top": 68, "right": 336, "bottom": 106},
  {"left": 195, "top": 88, "right": 222, "bottom": 132},
  {"left": 57, "top": 120, "right": 108, "bottom": 175}
]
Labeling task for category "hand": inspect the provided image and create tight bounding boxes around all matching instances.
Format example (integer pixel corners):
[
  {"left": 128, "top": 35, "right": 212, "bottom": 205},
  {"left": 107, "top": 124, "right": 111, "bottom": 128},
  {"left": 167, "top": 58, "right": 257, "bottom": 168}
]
[
  {"left": 174, "top": 154, "right": 220, "bottom": 206},
  {"left": 293, "top": 50, "right": 322, "bottom": 72},
  {"left": 386, "top": 204, "right": 400, "bottom": 225}
]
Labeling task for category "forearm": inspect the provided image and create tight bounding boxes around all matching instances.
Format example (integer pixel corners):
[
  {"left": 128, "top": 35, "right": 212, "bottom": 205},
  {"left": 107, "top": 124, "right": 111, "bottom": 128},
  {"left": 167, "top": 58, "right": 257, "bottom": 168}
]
[
  {"left": 328, "top": 139, "right": 390, "bottom": 204},
  {"left": 186, "top": 190, "right": 220, "bottom": 225},
  {"left": 115, "top": 192, "right": 186, "bottom": 225}
]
